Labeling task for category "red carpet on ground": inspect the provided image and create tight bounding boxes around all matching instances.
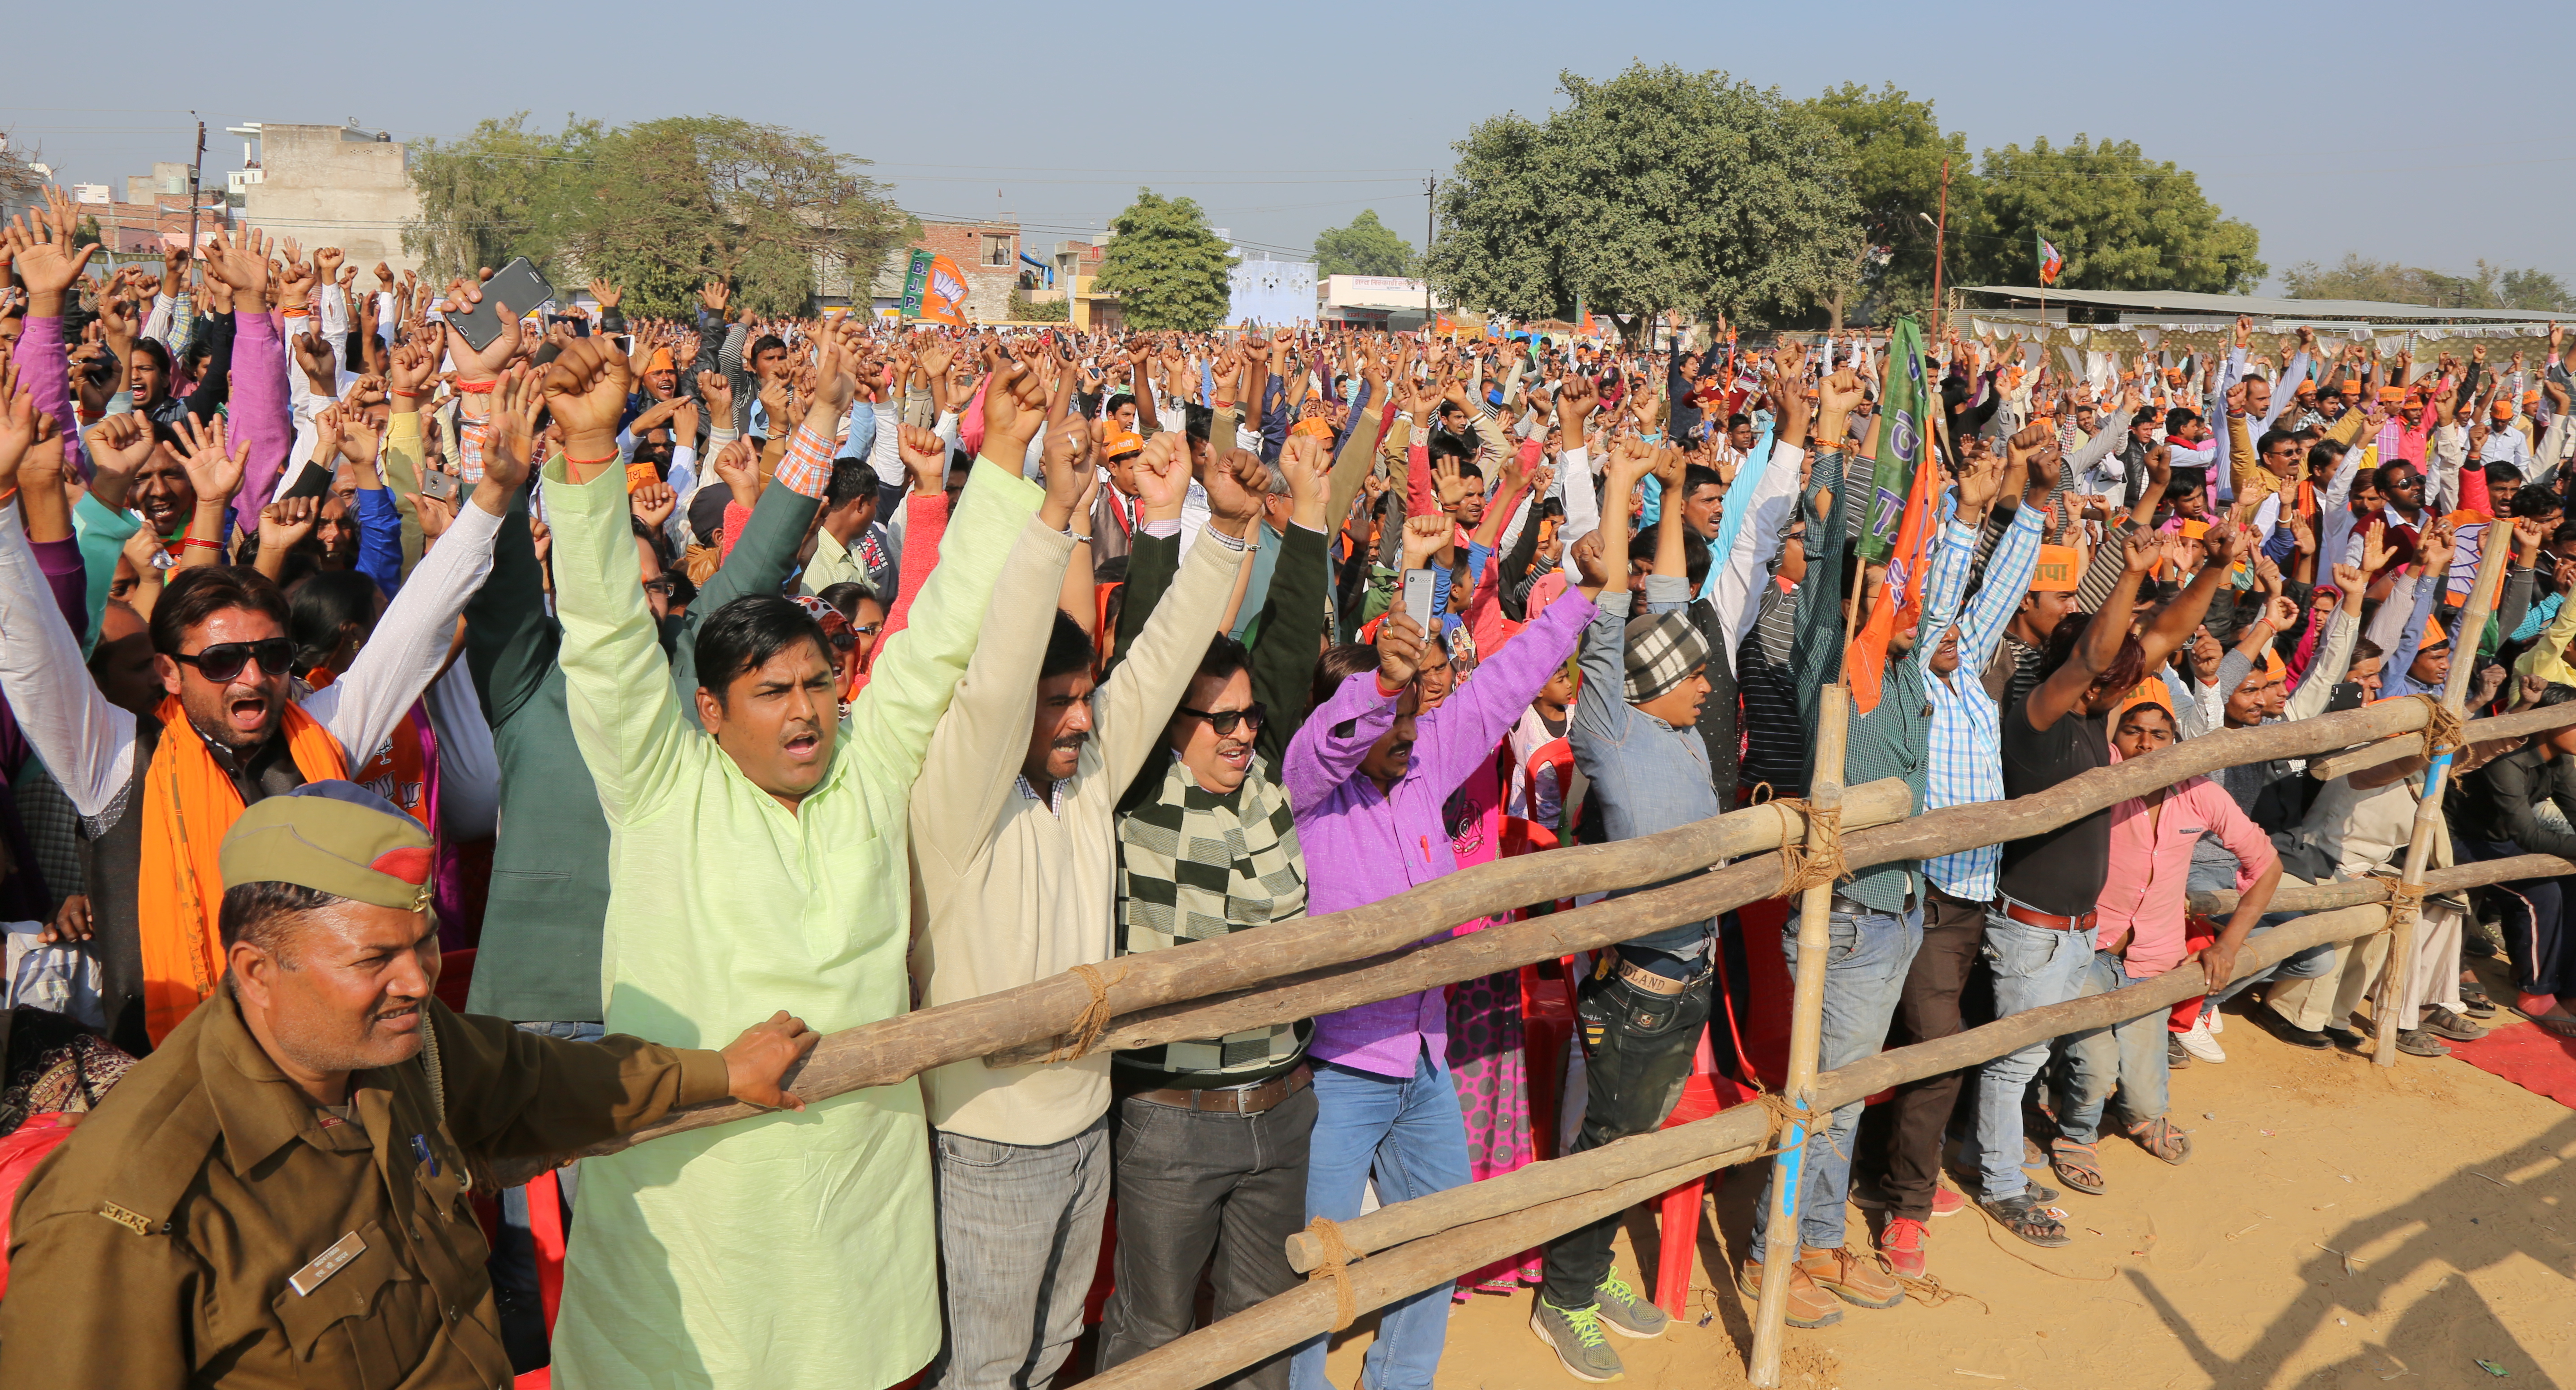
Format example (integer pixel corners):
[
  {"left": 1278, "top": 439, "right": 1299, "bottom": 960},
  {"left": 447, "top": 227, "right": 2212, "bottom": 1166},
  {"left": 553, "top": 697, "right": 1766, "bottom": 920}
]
[{"left": 2446, "top": 1020, "right": 2576, "bottom": 1109}]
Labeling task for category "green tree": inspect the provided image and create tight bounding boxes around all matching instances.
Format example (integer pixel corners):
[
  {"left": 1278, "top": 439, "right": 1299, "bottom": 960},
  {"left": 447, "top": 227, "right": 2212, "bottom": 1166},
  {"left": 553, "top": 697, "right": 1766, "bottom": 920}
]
[
  {"left": 567, "top": 116, "right": 912, "bottom": 318},
  {"left": 1425, "top": 64, "right": 1859, "bottom": 335},
  {"left": 403, "top": 113, "right": 604, "bottom": 283},
  {"left": 1094, "top": 189, "right": 1237, "bottom": 331},
  {"left": 2283, "top": 253, "right": 2571, "bottom": 311},
  {"left": 1801, "top": 82, "right": 1976, "bottom": 329},
  {"left": 1313, "top": 209, "right": 1416, "bottom": 277},
  {"left": 1959, "top": 134, "right": 2263, "bottom": 294}
]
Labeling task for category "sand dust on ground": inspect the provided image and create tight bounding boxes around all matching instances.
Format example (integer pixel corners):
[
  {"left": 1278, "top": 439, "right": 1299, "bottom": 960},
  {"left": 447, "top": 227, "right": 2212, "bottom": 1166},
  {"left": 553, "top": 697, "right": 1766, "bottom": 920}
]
[{"left": 1321, "top": 1003, "right": 2576, "bottom": 1390}]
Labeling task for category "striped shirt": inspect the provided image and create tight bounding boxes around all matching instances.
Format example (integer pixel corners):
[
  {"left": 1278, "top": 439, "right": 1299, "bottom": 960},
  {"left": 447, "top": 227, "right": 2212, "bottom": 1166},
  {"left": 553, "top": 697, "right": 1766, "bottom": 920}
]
[{"left": 1924, "top": 505, "right": 2047, "bottom": 902}]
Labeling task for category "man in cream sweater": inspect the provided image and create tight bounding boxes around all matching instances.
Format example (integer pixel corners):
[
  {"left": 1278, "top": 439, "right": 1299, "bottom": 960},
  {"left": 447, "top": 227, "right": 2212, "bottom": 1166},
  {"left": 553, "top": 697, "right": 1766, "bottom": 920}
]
[{"left": 908, "top": 430, "right": 1265, "bottom": 1390}]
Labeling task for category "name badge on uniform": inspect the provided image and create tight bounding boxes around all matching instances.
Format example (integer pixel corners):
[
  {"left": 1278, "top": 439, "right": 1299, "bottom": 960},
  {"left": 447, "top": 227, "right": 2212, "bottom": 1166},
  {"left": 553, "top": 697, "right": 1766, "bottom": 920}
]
[{"left": 289, "top": 1231, "right": 366, "bottom": 1296}]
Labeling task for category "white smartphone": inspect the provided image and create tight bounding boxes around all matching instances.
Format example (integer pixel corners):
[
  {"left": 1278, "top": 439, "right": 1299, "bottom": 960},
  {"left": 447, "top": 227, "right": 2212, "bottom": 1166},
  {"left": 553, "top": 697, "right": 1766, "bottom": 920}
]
[{"left": 1401, "top": 567, "right": 1436, "bottom": 634}]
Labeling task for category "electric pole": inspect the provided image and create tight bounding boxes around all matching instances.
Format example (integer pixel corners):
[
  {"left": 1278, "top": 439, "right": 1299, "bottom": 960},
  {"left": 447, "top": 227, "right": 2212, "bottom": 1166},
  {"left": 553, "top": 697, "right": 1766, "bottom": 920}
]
[{"left": 1424, "top": 175, "right": 1435, "bottom": 327}]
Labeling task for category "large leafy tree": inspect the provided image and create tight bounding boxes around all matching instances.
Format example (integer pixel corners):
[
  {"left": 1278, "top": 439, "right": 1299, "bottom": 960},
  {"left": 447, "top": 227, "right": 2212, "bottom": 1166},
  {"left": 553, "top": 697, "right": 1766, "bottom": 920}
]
[
  {"left": 408, "top": 113, "right": 909, "bottom": 316},
  {"left": 1313, "top": 209, "right": 1416, "bottom": 277},
  {"left": 1801, "top": 83, "right": 1975, "bottom": 328},
  {"left": 567, "top": 116, "right": 911, "bottom": 318},
  {"left": 2284, "top": 253, "right": 2571, "bottom": 311},
  {"left": 1094, "top": 189, "right": 1237, "bottom": 330},
  {"left": 1425, "top": 64, "right": 1858, "bottom": 335},
  {"left": 404, "top": 113, "right": 604, "bottom": 283},
  {"left": 1958, "top": 135, "right": 2263, "bottom": 294}
]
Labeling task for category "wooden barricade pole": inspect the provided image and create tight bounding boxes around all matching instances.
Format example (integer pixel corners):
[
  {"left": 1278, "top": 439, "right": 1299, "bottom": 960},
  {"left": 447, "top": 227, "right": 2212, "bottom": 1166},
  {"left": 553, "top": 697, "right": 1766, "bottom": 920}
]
[
  {"left": 2374, "top": 529, "right": 2510, "bottom": 1065},
  {"left": 1747, "top": 684, "right": 1849, "bottom": 1387}
]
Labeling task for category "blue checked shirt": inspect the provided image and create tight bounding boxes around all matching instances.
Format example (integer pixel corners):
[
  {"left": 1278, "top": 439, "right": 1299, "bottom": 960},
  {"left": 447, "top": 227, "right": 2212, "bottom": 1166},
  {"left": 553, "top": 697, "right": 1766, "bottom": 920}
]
[{"left": 1923, "top": 504, "right": 2047, "bottom": 903}]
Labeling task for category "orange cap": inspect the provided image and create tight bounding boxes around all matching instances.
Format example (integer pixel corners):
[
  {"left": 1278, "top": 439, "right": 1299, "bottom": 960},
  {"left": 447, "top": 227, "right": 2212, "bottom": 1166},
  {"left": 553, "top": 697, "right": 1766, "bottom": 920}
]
[
  {"left": 2423, "top": 615, "right": 2449, "bottom": 649},
  {"left": 2492, "top": 398, "right": 2516, "bottom": 421},
  {"left": 646, "top": 347, "right": 674, "bottom": 374},
  {"left": 2115, "top": 679, "right": 2173, "bottom": 725},
  {"left": 2031, "top": 545, "right": 2082, "bottom": 591},
  {"left": 1104, "top": 429, "right": 1144, "bottom": 462},
  {"left": 2379, "top": 386, "right": 2406, "bottom": 403}
]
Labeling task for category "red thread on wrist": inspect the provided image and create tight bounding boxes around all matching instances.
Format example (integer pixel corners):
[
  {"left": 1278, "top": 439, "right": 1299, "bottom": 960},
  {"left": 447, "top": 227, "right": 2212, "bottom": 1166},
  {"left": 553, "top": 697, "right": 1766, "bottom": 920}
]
[
  {"left": 0, "top": 488, "right": 18, "bottom": 509},
  {"left": 455, "top": 378, "right": 496, "bottom": 394},
  {"left": 179, "top": 537, "right": 223, "bottom": 551},
  {"left": 1374, "top": 674, "right": 1407, "bottom": 698},
  {"left": 390, "top": 389, "right": 420, "bottom": 399},
  {"left": 566, "top": 450, "right": 621, "bottom": 469}
]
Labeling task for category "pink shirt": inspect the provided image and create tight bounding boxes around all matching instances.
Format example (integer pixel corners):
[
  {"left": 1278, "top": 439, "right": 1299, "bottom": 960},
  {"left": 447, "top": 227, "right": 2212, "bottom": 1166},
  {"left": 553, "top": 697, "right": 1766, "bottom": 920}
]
[{"left": 2095, "top": 775, "right": 2274, "bottom": 976}]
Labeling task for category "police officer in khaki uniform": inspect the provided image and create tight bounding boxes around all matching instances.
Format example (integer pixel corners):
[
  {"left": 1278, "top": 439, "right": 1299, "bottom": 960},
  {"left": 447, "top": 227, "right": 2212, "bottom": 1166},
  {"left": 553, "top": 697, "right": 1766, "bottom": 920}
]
[{"left": 0, "top": 781, "right": 819, "bottom": 1388}]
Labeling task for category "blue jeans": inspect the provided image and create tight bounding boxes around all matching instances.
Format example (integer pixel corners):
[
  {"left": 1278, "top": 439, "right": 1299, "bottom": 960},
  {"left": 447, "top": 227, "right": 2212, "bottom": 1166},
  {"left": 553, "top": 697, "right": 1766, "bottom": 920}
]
[
  {"left": 2057, "top": 951, "right": 2168, "bottom": 1145},
  {"left": 491, "top": 1020, "right": 604, "bottom": 1372},
  {"left": 1747, "top": 899, "right": 1922, "bottom": 1262},
  {"left": 1966, "top": 908, "right": 2097, "bottom": 1202},
  {"left": 1288, "top": 1052, "right": 1473, "bottom": 1390}
]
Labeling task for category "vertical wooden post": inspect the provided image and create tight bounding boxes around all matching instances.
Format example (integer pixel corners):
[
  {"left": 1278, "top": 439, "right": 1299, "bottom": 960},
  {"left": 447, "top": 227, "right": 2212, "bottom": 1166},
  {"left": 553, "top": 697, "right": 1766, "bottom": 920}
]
[
  {"left": 1747, "top": 684, "right": 1851, "bottom": 1386},
  {"left": 2374, "top": 532, "right": 2511, "bottom": 1065}
]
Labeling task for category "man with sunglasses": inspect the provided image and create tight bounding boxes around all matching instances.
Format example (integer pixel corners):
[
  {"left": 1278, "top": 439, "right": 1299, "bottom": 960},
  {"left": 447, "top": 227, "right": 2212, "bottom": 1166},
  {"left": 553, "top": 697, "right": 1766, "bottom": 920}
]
[
  {"left": 908, "top": 429, "right": 1259, "bottom": 1390},
  {"left": 0, "top": 377, "right": 527, "bottom": 1059}
]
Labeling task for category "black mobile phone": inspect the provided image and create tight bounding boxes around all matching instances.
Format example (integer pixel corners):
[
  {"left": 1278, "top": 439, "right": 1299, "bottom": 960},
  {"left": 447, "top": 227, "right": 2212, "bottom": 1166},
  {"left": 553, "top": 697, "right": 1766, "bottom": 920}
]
[
  {"left": 446, "top": 257, "right": 556, "bottom": 354},
  {"left": 549, "top": 313, "right": 590, "bottom": 338}
]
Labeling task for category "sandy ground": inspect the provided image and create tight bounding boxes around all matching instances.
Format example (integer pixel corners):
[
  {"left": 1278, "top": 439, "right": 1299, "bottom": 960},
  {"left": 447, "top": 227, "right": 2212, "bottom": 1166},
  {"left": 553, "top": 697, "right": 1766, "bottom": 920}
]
[{"left": 1320, "top": 987, "right": 2576, "bottom": 1390}]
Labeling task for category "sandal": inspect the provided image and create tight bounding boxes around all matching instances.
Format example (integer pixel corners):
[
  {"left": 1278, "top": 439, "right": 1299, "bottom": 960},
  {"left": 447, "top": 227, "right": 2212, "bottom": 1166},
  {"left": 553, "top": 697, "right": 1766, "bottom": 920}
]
[
  {"left": 2459, "top": 975, "right": 2494, "bottom": 1016},
  {"left": 2049, "top": 1138, "right": 2106, "bottom": 1195},
  {"left": 1977, "top": 1191, "right": 2070, "bottom": 1248},
  {"left": 2125, "top": 1116, "right": 2191, "bottom": 1166},
  {"left": 2524, "top": 1011, "right": 2576, "bottom": 1039}
]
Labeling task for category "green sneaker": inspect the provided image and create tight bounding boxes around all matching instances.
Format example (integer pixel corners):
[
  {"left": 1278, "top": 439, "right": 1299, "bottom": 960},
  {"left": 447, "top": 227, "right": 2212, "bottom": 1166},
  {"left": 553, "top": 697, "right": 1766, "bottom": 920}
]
[
  {"left": 1530, "top": 1295, "right": 1626, "bottom": 1382},
  {"left": 1591, "top": 1273, "right": 1669, "bottom": 1339}
]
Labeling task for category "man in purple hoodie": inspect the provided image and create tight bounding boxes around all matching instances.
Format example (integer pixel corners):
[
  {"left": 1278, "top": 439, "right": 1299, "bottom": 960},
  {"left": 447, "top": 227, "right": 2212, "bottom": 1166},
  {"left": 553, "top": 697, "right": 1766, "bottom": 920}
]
[{"left": 1278, "top": 575, "right": 1596, "bottom": 1390}]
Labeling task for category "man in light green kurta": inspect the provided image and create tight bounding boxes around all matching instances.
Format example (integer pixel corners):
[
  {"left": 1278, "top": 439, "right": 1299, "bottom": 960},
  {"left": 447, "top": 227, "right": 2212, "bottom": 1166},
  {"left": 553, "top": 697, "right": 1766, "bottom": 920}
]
[{"left": 534, "top": 336, "right": 1046, "bottom": 1389}]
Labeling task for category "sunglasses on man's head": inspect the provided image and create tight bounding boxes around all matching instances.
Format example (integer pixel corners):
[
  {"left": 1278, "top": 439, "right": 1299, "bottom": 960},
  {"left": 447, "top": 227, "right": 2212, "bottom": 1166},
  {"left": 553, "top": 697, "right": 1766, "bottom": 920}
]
[
  {"left": 1177, "top": 702, "right": 1267, "bottom": 736},
  {"left": 171, "top": 638, "right": 295, "bottom": 684}
]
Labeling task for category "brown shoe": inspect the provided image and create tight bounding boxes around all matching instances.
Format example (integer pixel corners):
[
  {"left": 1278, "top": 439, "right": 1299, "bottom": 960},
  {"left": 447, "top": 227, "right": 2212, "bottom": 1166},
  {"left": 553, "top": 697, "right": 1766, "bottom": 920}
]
[
  {"left": 1736, "top": 1257, "right": 1843, "bottom": 1328},
  {"left": 1797, "top": 1245, "right": 1904, "bottom": 1309}
]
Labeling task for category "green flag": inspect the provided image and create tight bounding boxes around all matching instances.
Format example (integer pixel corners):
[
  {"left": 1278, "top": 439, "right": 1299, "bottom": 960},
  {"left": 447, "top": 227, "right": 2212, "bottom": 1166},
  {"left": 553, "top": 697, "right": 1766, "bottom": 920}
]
[{"left": 1856, "top": 317, "right": 1929, "bottom": 562}]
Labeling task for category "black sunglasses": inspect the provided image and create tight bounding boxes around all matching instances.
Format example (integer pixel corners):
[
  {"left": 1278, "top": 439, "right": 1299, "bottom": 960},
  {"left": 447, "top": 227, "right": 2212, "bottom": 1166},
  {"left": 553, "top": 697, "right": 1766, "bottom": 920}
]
[
  {"left": 1177, "top": 702, "right": 1267, "bottom": 736},
  {"left": 172, "top": 637, "right": 296, "bottom": 684}
]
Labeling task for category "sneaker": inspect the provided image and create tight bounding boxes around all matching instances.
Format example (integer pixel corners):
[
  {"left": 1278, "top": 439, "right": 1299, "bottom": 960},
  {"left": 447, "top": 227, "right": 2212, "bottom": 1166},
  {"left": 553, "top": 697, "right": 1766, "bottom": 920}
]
[
  {"left": 2261, "top": 1011, "right": 2333, "bottom": 1050},
  {"left": 2178, "top": 1013, "right": 2227, "bottom": 1064},
  {"left": 2421, "top": 1005, "right": 2487, "bottom": 1042},
  {"left": 2396, "top": 1028, "right": 2450, "bottom": 1058},
  {"left": 1530, "top": 1296, "right": 1625, "bottom": 1382},
  {"left": 2324, "top": 1024, "right": 2366, "bottom": 1051},
  {"left": 2205, "top": 1007, "right": 2225, "bottom": 1035},
  {"left": 2167, "top": 1034, "right": 2193, "bottom": 1069},
  {"left": 1929, "top": 1184, "right": 1966, "bottom": 1218},
  {"left": 1878, "top": 1216, "right": 1928, "bottom": 1279},
  {"left": 1737, "top": 1257, "right": 1842, "bottom": 1329},
  {"left": 1590, "top": 1273, "right": 1668, "bottom": 1339},
  {"left": 1798, "top": 1245, "right": 1903, "bottom": 1309}
]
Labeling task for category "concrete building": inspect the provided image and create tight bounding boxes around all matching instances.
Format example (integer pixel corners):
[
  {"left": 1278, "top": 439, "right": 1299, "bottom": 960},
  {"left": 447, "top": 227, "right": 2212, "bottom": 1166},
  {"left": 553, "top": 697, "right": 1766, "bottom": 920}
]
[
  {"left": 227, "top": 122, "right": 423, "bottom": 276},
  {"left": 821, "top": 216, "right": 1033, "bottom": 322},
  {"left": 1322, "top": 273, "right": 1440, "bottom": 331}
]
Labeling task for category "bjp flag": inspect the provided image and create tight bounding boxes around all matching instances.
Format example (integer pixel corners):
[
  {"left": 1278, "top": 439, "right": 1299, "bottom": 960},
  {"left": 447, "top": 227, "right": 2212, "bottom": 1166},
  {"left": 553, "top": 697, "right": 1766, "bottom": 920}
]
[
  {"left": 2037, "top": 234, "right": 2064, "bottom": 287},
  {"left": 1848, "top": 317, "right": 1937, "bottom": 714},
  {"left": 918, "top": 254, "right": 972, "bottom": 326}
]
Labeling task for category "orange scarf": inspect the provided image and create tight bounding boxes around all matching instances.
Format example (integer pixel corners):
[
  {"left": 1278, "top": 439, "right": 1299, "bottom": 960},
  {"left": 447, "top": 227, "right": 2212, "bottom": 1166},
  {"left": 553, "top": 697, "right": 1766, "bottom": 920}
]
[
  {"left": 135, "top": 696, "right": 348, "bottom": 1044},
  {"left": 305, "top": 667, "right": 430, "bottom": 827}
]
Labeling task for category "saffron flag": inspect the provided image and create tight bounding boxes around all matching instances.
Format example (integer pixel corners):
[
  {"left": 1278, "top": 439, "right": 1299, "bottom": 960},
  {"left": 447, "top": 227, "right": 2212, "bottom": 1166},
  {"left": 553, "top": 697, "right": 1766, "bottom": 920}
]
[
  {"left": 1848, "top": 317, "right": 1935, "bottom": 714},
  {"left": 2037, "top": 234, "right": 2064, "bottom": 287},
  {"left": 918, "top": 254, "right": 972, "bottom": 326}
]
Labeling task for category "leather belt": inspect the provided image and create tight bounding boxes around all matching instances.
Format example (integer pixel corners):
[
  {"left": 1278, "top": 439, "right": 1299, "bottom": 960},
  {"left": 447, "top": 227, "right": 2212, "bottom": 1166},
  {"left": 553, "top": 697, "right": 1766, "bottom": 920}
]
[
  {"left": 1124, "top": 1064, "right": 1312, "bottom": 1115},
  {"left": 1615, "top": 959, "right": 1701, "bottom": 996},
  {"left": 2003, "top": 902, "right": 2098, "bottom": 933}
]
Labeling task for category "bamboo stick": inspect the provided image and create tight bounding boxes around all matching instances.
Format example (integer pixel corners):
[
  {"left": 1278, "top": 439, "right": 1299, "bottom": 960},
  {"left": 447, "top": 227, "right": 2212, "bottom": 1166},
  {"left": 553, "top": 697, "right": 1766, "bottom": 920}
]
[
  {"left": 1115, "top": 900, "right": 2415, "bottom": 1390},
  {"left": 2305, "top": 700, "right": 2576, "bottom": 784},
  {"left": 2375, "top": 531, "right": 2510, "bottom": 1066},
  {"left": 1749, "top": 684, "right": 1849, "bottom": 1386},
  {"left": 1287, "top": 857, "right": 2574, "bottom": 1273},
  {"left": 489, "top": 693, "right": 2477, "bottom": 1186}
]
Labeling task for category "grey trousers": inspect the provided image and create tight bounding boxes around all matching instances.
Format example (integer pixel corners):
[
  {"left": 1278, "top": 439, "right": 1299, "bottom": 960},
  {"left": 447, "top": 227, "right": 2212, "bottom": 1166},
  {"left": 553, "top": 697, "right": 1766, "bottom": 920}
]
[
  {"left": 1098, "top": 1085, "right": 1315, "bottom": 1390},
  {"left": 925, "top": 1117, "right": 1113, "bottom": 1390}
]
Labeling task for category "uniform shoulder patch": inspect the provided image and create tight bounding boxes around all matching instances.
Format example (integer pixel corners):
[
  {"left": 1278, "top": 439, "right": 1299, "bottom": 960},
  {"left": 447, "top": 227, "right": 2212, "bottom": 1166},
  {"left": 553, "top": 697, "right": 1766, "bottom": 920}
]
[{"left": 96, "top": 1201, "right": 155, "bottom": 1235}]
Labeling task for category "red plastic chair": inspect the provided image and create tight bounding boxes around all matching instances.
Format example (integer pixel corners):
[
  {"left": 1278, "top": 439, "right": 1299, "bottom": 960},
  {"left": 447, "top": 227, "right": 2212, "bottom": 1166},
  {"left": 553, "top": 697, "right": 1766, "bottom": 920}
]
[
  {"left": 1520, "top": 960, "right": 1577, "bottom": 1161},
  {"left": 1648, "top": 1029, "right": 1763, "bottom": 1316}
]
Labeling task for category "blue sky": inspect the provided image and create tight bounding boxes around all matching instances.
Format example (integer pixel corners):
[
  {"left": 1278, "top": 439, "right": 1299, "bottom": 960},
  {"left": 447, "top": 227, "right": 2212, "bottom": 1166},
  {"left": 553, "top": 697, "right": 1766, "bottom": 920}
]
[{"left": 7, "top": 0, "right": 2567, "bottom": 292}]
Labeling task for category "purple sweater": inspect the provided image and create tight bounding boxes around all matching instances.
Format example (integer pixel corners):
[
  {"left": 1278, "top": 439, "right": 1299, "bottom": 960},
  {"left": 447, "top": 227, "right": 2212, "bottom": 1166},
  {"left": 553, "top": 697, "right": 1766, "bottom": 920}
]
[
  {"left": 230, "top": 309, "right": 294, "bottom": 536},
  {"left": 1284, "top": 589, "right": 1596, "bottom": 1077},
  {"left": 9, "top": 316, "right": 85, "bottom": 479}
]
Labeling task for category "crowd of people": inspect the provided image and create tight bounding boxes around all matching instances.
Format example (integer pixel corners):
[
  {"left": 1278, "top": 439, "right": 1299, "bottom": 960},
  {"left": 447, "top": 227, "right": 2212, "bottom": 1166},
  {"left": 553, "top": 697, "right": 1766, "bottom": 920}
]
[{"left": 0, "top": 173, "right": 2572, "bottom": 1388}]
